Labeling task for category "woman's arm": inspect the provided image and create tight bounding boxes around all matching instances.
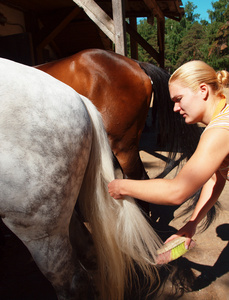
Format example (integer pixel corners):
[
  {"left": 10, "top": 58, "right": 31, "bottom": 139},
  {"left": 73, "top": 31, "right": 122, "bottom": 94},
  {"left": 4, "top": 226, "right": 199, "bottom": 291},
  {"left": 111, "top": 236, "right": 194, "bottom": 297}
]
[
  {"left": 108, "top": 128, "right": 229, "bottom": 206},
  {"left": 165, "top": 170, "right": 226, "bottom": 247},
  {"left": 187, "top": 171, "right": 225, "bottom": 226}
]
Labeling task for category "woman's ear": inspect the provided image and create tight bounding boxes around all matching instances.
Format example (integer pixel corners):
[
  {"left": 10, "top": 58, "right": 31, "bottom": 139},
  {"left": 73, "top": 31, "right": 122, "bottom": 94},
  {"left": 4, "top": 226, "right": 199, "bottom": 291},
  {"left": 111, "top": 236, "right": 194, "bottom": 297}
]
[{"left": 199, "top": 83, "right": 209, "bottom": 100}]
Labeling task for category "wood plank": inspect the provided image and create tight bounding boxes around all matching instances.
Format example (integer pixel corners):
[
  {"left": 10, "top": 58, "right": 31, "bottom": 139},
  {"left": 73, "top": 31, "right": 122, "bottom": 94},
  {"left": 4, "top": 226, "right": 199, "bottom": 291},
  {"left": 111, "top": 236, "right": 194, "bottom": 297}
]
[
  {"left": 37, "top": 7, "right": 81, "bottom": 62},
  {"left": 157, "top": 19, "right": 165, "bottom": 68},
  {"left": 112, "top": 0, "right": 127, "bottom": 55},
  {"left": 143, "top": 0, "right": 164, "bottom": 20},
  {"left": 38, "top": 7, "right": 81, "bottom": 49},
  {"left": 72, "top": 0, "right": 115, "bottom": 42},
  {"left": 129, "top": 17, "right": 138, "bottom": 59},
  {"left": 126, "top": 21, "right": 160, "bottom": 64}
]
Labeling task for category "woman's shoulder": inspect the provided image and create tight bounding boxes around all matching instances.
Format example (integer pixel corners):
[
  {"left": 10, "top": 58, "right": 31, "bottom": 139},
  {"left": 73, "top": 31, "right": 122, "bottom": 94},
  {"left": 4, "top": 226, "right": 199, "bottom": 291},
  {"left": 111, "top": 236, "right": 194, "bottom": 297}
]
[{"left": 206, "top": 104, "right": 229, "bottom": 131}]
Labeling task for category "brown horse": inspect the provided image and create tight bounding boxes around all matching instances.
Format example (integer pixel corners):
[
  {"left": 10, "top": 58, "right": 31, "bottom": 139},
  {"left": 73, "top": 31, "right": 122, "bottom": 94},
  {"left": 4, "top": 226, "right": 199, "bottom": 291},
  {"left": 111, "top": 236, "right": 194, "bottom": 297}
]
[{"left": 37, "top": 49, "right": 201, "bottom": 214}]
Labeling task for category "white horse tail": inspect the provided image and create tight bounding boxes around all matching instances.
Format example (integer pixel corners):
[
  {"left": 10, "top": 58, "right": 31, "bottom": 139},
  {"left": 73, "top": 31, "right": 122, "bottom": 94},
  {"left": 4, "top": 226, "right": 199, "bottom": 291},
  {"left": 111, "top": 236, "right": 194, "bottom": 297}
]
[{"left": 78, "top": 95, "right": 163, "bottom": 300}]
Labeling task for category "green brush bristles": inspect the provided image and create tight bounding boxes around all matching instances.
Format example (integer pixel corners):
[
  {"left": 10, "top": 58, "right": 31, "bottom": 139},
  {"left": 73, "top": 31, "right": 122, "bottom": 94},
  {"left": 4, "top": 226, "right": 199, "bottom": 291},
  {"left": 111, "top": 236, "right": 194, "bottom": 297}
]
[
  {"left": 156, "top": 236, "right": 195, "bottom": 264},
  {"left": 170, "top": 241, "right": 188, "bottom": 261}
]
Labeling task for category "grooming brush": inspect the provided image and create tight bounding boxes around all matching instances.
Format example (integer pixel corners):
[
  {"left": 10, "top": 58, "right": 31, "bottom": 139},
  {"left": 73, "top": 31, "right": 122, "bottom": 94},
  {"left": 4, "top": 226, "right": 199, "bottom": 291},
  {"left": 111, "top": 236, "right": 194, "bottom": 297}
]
[{"left": 156, "top": 236, "right": 195, "bottom": 264}]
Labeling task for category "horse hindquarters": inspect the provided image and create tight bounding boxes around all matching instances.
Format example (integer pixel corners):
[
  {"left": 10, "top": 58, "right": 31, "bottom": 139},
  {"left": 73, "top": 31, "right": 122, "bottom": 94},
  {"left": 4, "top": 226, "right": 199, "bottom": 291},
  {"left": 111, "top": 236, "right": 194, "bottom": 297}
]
[{"left": 0, "top": 58, "right": 93, "bottom": 299}]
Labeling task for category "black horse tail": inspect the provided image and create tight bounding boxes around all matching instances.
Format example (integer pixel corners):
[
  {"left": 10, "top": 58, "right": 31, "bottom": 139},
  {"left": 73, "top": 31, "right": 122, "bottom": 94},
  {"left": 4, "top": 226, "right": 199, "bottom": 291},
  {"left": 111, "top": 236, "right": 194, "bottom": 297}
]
[{"left": 138, "top": 61, "right": 219, "bottom": 229}]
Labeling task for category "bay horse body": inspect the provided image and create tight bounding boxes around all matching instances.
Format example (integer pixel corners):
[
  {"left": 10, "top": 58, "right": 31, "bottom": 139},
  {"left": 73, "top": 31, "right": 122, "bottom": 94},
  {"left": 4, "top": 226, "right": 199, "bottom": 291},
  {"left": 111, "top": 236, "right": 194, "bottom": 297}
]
[
  {"left": 38, "top": 49, "right": 154, "bottom": 181},
  {"left": 37, "top": 49, "right": 201, "bottom": 215},
  {"left": 0, "top": 58, "right": 163, "bottom": 300},
  {"left": 38, "top": 49, "right": 199, "bottom": 181}
]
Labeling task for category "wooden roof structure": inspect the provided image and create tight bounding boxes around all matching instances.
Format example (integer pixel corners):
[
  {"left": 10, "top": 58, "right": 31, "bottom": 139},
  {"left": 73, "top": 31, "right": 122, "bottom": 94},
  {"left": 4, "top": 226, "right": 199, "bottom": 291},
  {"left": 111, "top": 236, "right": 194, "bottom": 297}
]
[{"left": 0, "top": 0, "right": 184, "bottom": 67}]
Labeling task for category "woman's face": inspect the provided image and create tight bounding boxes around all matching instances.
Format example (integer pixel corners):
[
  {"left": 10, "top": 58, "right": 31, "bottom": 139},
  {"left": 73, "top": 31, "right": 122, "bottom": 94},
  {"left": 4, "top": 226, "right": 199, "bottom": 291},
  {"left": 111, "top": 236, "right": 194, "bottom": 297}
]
[{"left": 169, "top": 80, "right": 204, "bottom": 124}]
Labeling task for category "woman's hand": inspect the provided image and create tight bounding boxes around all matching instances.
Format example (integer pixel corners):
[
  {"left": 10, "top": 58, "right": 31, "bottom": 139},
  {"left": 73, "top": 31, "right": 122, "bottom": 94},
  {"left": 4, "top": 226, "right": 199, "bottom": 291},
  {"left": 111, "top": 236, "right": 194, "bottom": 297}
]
[
  {"left": 165, "top": 220, "right": 197, "bottom": 249},
  {"left": 108, "top": 179, "right": 125, "bottom": 199}
]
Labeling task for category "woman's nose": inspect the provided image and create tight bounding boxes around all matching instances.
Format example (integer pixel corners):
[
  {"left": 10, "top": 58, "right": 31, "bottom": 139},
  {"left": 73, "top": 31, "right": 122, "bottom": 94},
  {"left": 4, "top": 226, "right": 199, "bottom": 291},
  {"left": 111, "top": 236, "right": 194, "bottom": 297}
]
[{"left": 173, "top": 102, "right": 181, "bottom": 112}]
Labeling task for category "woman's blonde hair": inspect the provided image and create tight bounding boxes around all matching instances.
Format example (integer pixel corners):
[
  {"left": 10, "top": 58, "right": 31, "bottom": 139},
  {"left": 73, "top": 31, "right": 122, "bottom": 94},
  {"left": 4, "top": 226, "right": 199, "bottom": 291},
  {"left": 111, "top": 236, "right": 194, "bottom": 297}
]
[{"left": 169, "top": 60, "right": 229, "bottom": 97}]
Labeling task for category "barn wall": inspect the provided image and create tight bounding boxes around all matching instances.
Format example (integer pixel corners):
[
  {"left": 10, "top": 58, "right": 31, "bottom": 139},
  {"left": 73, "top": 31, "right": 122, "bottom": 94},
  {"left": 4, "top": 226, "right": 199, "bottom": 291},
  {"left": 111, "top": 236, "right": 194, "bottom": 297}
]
[
  {"left": 0, "top": 3, "right": 25, "bottom": 36},
  {"left": 0, "top": 3, "right": 34, "bottom": 65}
]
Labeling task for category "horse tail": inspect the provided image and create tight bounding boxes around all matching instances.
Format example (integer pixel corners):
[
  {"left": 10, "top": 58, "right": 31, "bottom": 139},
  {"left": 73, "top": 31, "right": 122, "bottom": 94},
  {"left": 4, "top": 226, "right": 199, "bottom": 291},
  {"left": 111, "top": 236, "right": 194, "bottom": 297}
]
[
  {"left": 138, "top": 62, "right": 201, "bottom": 162},
  {"left": 78, "top": 95, "right": 163, "bottom": 300}
]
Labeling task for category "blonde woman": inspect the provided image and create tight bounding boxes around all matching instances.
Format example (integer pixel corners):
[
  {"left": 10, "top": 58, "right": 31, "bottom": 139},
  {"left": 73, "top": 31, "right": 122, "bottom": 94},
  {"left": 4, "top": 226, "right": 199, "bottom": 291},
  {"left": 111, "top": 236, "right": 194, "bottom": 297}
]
[{"left": 108, "top": 60, "right": 229, "bottom": 248}]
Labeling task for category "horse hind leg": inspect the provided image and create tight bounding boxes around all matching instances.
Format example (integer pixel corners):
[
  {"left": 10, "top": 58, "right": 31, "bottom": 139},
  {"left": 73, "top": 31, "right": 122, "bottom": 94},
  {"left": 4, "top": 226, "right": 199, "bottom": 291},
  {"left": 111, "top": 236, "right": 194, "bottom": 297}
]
[
  {"left": 23, "top": 210, "right": 98, "bottom": 299},
  {"left": 69, "top": 210, "right": 99, "bottom": 298},
  {"left": 20, "top": 232, "right": 94, "bottom": 300},
  {"left": 114, "top": 145, "right": 149, "bottom": 181},
  {"left": 2, "top": 204, "right": 96, "bottom": 299}
]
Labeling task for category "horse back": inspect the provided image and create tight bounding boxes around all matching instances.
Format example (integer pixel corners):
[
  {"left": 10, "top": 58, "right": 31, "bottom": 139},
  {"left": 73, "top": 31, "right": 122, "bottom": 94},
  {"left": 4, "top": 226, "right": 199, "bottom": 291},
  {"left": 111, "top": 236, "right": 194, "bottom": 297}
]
[{"left": 37, "top": 49, "right": 153, "bottom": 146}]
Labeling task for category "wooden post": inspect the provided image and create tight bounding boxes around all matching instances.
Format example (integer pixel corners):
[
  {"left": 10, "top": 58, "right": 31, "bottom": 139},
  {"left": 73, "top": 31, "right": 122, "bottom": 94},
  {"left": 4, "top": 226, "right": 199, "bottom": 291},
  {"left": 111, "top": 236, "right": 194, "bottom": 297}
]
[
  {"left": 112, "top": 0, "right": 127, "bottom": 56},
  {"left": 143, "top": 0, "right": 165, "bottom": 67},
  {"left": 129, "top": 17, "right": 138, "bottom": 60},
  {"left": 157, "top": 18, "right": 165, "bottom": 68},
  {"left": 73, "top": 0, "right": 127, "bottom": 56},
  {"left": 72, "top": 0, "right": 115, "bottom": 42},
  {"left": 126, "top": 22, "right": 160, "bottom": 63}
]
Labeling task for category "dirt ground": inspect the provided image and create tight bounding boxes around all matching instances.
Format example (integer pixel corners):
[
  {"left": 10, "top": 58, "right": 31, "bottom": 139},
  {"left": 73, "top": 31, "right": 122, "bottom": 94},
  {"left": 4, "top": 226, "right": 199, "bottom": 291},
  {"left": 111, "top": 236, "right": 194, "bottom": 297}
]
[{"left": 0, "top": 120, "right": 229, "bottom": 300}]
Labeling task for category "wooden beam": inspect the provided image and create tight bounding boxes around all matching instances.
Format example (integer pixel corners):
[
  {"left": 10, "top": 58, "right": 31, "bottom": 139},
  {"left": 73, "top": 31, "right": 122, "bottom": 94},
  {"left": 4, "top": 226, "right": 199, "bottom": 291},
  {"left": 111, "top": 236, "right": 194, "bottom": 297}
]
[
  {"left": 38, "top": 7, "right": 81, "bottom": 50},
  {"left": 129, "top": 17, "right": 138, "bottom": 59},
  {"left": 97, "top": 29, "right": 113, "bottom": 50},
  {"left": 157, "top": 19, "right": 165, "bottom": 68},
  {"left": 175, "top": 0, "right": 185, "bottom": 17},
  {"left": 143, "top": 0, "right": 164, "bottom": 20},
  {"left": 126, "top": 22, "right": 160, "bottom": 64},
  {"left": 112, "top": 0, "right": 127, "bottom": 55},
  {"left": 37, "top": 7, "right": 81, "bottom": 63},
  {"left": 164, "top": 13, "right": 182, "bottom": 21},
  {"left": 72, "top": 0, "right": 115, "bottom": 42}
]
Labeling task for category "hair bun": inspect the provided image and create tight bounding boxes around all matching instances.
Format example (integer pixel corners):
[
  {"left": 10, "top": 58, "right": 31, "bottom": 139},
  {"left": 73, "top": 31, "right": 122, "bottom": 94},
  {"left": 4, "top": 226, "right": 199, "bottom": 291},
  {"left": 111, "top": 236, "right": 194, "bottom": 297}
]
[{"left": 217, "top": 70, "right": 229, "bottom": 87}]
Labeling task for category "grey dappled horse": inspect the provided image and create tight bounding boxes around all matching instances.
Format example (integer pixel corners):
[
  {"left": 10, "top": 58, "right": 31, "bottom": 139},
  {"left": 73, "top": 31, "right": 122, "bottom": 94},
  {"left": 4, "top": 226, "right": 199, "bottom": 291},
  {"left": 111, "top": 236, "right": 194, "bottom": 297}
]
[{"left": 0, "top": 58, "right": 163, "bottom": 300}]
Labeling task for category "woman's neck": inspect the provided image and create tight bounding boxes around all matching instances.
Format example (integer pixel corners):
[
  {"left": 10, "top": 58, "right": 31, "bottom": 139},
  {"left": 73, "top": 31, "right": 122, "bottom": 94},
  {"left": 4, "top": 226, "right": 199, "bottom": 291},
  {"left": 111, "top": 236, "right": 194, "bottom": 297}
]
[{"left": 204, "top": 96, "right": 226, "bottom": 125}]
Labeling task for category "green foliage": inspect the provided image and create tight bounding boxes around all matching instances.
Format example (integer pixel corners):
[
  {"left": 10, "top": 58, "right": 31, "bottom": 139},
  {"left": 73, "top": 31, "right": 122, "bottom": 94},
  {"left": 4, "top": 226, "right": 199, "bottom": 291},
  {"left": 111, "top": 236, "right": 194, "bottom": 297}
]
[
  {"left": 183, "top": 1, "right": 200, "bottom": 23},
  {"left": 175, "top": 22, "right": 207, "bottom": 68},
  {"left": 208, "top": 0, "right": 228, "bottom": 23},
  {"left": 136, "top": 19, "right": 159, "bottom": 64},
  {"left": 131, "top": 0, "right": 229, "bottom": 72}
]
